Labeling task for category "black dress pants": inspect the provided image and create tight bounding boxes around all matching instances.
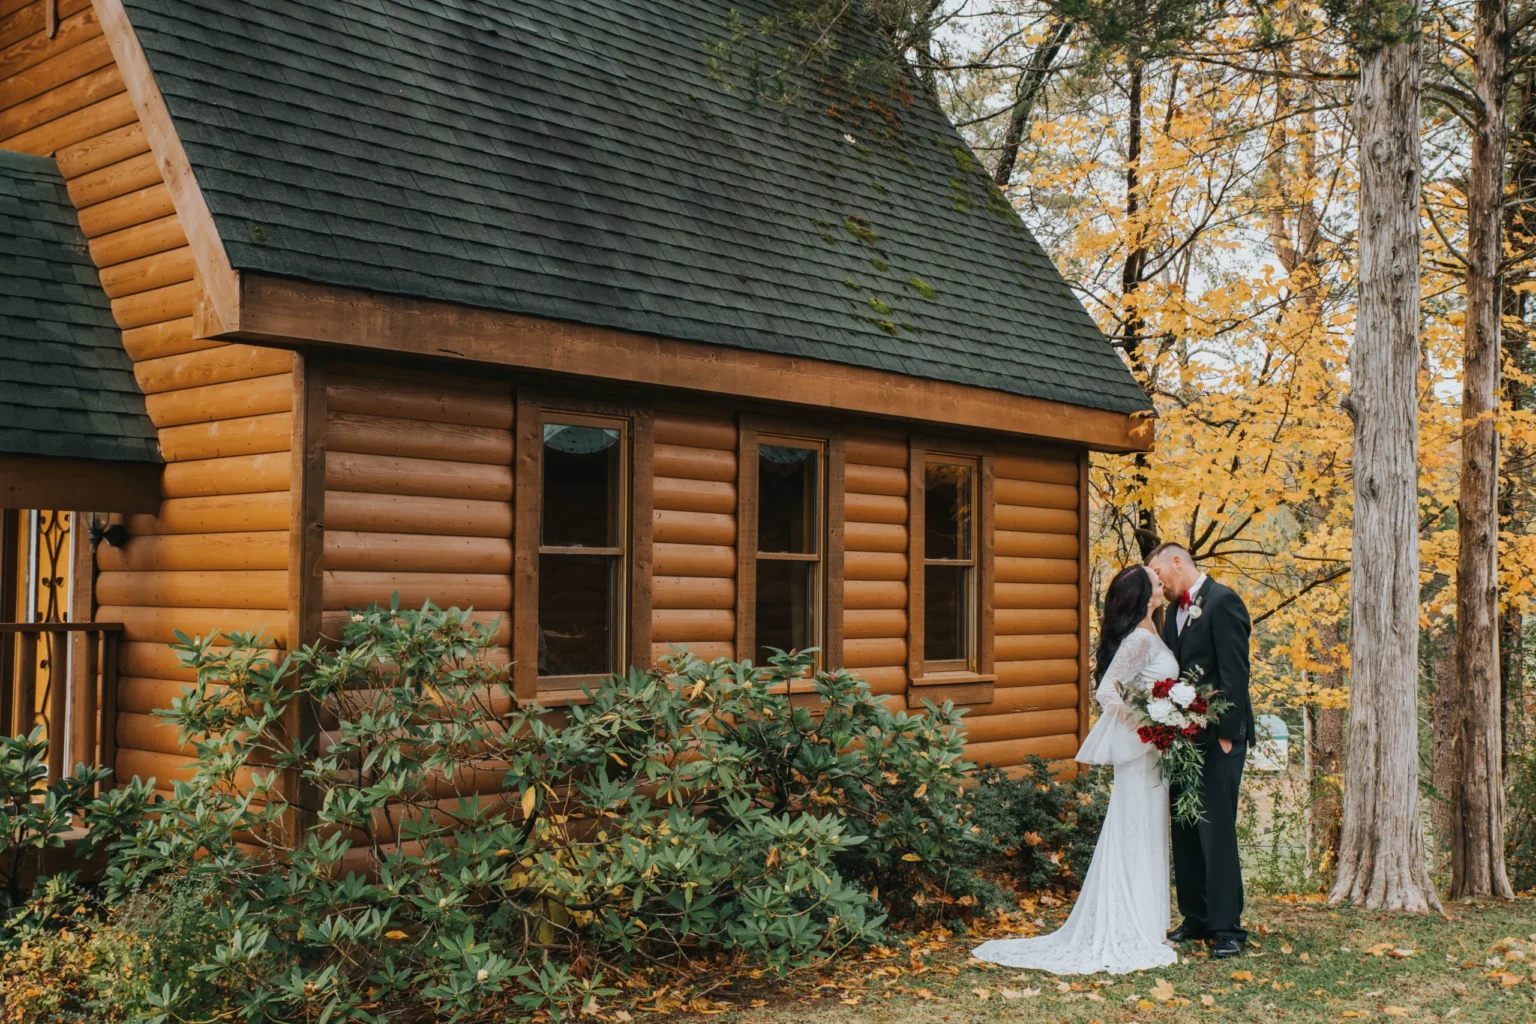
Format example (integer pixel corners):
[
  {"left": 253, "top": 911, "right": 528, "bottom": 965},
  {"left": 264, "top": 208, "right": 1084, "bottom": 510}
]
[{"left": 1170, "top": 737, "right": 1246, "bottom": 942}]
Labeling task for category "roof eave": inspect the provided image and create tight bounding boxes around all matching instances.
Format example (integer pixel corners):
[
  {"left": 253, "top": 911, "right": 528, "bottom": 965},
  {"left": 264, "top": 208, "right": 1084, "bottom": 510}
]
[{"left": 201, "top": 271, "right": 1155, "bottom": 453}]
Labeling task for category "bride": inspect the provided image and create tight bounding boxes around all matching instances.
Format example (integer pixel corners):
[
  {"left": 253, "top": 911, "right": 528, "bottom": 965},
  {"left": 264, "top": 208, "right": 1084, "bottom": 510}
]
[{"left": 972, "top": 565, "right": 1179, "bottom": 975}]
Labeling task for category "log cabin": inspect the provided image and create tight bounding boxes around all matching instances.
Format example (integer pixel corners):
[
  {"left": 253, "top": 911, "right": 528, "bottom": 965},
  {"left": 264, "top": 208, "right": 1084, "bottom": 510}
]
[{"left": 0, "top": 0, "right": 1153, "bottom": 794}]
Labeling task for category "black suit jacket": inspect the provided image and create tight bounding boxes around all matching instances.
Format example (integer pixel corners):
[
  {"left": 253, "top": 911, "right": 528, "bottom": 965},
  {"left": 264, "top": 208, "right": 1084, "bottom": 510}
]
[{"left": 1162, "top": 578, "right": 1255, "bottom": 747}]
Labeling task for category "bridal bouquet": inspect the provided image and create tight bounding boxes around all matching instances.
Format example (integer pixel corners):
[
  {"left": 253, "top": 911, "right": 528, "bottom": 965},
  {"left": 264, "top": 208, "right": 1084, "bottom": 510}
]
[{"left": 1117, "top": 667, "right": 1233, "bottom": 825}]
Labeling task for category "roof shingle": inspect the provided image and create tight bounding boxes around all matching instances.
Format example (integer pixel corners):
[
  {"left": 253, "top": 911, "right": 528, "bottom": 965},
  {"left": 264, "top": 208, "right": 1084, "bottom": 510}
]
[
  {"left": 0, "top": 150, "right": 161, "bottom": 465},
  {"left": 121, "top": 0, "right": 1150, "bottom": 415}
]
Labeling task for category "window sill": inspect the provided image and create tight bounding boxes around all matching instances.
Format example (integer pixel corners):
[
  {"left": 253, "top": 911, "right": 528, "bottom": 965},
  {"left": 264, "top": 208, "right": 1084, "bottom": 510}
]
[{"left": 906, "top": 671, "right": 996, "bottom": 709}]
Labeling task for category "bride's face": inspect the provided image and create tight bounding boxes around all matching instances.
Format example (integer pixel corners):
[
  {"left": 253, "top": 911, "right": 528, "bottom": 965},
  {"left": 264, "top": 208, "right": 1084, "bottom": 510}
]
[{"left": 1144, "top": 567, "right": 1165, "bottom": 615}]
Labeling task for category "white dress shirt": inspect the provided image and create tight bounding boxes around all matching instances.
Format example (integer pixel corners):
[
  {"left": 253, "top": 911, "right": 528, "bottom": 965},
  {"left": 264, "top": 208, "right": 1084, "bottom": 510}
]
[{"left": 1176, "top": 572, "right": 1208, "bottom": 634}]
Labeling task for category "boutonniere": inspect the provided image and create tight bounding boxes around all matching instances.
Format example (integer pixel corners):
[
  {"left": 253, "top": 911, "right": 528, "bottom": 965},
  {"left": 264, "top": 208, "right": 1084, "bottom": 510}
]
[{"left": 1186, "top": 604, "right": 1203, "bottom": 621}]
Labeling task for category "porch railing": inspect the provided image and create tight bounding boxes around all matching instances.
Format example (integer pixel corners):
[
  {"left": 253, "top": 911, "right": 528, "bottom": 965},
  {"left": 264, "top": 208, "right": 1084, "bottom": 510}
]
[{"left": 1, "top": 622, "right": 122, "bottom": 783}]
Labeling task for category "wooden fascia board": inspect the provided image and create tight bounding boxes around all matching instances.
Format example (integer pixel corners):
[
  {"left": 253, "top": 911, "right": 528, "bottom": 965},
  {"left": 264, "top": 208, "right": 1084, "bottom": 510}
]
[
  {"left": 0, "top": 453, "right": 161, "bottom": 512},
  {"left": 212, "top": 272, "right": 1155, "bottom": 453},
  {"left": 92, "top": 0, "right": 240, "bottom": 335}
]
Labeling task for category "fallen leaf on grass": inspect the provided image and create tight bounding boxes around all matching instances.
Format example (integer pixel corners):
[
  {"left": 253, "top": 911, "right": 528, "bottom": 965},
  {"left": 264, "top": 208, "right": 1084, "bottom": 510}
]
[
  {"left": 1367, "top": 943, "right": 1396, "bottom": 956},
  {"left": 1086, "top": 992, "right": 1104, "bottom": 1002},
  {"left": 972, "top": 988, "right": 990, "bottom": 1001},
  {"left": 1492, "top": 971, "right": 1526, "bottom": 987},
  {"left": 841, "top": 997, "right": 861, "bottom": 1006},
  {"left": 1137, "top": 999, "right": 1156, "bottom": 1011},
  {"left": 1151, "top": 978, "right": 1176, "bottom": 1001},
  {"left": 1282, "top": 944, "right": 1293, "bottom": 954},
  {"left": 1231, "top": 970, "right": 1255, "bottom": 982},
  {"left": 1056, "top": 981, "right": 1072, "bottom": 993},
  {"left": 614, "top": 1013, "right": 633, "bottom": 1023},
  {"left": 1388, "top": 949, "right": 1418, "bottom": 959},
  {"left": 1201, "top": 994, "right": 1216, "bottom": 1007},
  {"left": 1384, "top": 1008, "right": 1410, "bottom": 1017}
]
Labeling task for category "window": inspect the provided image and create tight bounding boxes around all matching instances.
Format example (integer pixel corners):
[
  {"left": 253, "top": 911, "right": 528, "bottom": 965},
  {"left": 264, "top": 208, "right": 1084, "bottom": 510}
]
[
  {"left": 922, "top": 459, "right": 976, "bottom": 670},
  {"left": 754, "top": 440, "right": 822, "bottom": 664},
  {"left": 537, "top": 416, "right": 626, "bottom": 681}
]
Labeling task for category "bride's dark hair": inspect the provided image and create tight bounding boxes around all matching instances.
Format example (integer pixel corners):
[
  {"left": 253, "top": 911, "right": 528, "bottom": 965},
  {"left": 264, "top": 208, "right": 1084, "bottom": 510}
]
[{"left": 1094, "top": 565, "right": 1153, "bottom": 683}]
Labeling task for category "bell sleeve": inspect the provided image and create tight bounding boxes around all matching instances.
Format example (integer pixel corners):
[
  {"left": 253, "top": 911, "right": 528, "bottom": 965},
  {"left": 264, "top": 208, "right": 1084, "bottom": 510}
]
[{"left": 1075, "top": 632, "right": 1156, "bottom": 766}]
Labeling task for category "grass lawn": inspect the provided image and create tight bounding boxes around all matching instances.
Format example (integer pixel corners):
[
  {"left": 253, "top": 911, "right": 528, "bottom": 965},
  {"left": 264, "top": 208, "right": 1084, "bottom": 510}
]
[{"left": 649, "top": 895, "right": 1536, "bottom": 1023}]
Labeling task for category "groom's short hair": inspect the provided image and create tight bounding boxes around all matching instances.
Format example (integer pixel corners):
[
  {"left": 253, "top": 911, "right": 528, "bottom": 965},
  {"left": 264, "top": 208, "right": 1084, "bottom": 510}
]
[{"left": 1146, "top": 541, "right": 1195, "bottom": 565}]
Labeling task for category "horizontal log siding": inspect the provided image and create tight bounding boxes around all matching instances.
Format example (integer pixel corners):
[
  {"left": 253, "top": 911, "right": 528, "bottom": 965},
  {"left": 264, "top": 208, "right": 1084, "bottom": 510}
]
[
  {"left": 2, "top": 21, "right": 296, "bottom": 786},
  {"left": 321, "top": 374, "right": 514, "bottom": 658},
  {"left": 967, "top": 451, "right": 1083, "bottom": 768},
  {"left": 651, "top": 413, "right": 736, "bottom": 665},
  {"left": 840, "top": 437, "right": 907, "bottom": 698}
]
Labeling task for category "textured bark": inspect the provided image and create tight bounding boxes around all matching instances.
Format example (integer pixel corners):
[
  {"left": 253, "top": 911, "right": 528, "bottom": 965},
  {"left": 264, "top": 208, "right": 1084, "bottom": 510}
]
[
  {"left": 1122, "top": 58, "right": 1159, "bottom": 557},
  {"left": 1500, "top": 72, "right": 1536, "bottom": 771},
  {"left": 1429, "top": 630, "right": 1456, "bottom": 872},
  {"left": 991, "top": 20, "right": 1074, "bottom": 188},
  {"left": 1331, "top": 34, "right": 1442, "bottom": 913},
  {"left": 1449, "top": 0, "right": 1515, "bottom": 900},
  {"left": 1309, "top": 626, "right": 1346, "bottom": 873}
]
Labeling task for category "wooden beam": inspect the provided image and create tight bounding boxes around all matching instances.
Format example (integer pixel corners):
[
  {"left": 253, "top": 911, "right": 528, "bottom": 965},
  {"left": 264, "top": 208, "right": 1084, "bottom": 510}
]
[
  {"left": 0, "top": 453, "right": 160, "bottom": 512},
  {"left": 220, "top": 274, "right": 1155, "bottom": 453},
  {"left": 91, "top": 0, "right": 240, "bottom": 334},
  {"left": 286, "top": 354, "right": 325, "bottom": 815}
]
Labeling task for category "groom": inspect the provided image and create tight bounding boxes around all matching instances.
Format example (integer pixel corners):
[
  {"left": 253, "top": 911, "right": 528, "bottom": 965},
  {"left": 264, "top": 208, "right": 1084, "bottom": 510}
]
[{"left": 1147, "top": 542, "right": 1255, "bottom": 959}]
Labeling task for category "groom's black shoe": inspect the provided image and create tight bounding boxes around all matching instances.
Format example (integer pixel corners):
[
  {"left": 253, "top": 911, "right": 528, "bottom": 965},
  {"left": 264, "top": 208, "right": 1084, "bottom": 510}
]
[
  {"left": 1166, "top": 922, "right": 1209, "bottom": 944},
  {"left": 1210, "top": 938, "right": 1246, "bottom": 959}
]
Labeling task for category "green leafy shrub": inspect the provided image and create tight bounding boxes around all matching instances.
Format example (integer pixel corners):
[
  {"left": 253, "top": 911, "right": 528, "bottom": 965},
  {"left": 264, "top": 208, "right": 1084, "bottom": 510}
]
[
  {"left": 960, "top": 757, "right": 1109, "bottom": 893},
  {"left": 78, "top": 600, "right": 974, "bottom": 1022},
  {"left": 0, "top": 876, "right": 225, "bottom": 1023},
  {"left": 0, "top": 727, "right": 154, "bottom": 918}
]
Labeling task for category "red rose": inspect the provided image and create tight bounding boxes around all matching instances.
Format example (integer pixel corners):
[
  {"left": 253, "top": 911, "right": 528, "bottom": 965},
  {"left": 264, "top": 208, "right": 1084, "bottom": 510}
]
[
  {"left": 1151, "top": 678, "right": 1176, "bottom": 699},
  {"left": 1137, "top": 726, "right": 1156, "bottom": 745},
  {"left": 1182, "top": 723, "right": 1202, "bottom": 738},
  {"left": 1189, "top": 696, "right": 1208, "bottom": 714}
]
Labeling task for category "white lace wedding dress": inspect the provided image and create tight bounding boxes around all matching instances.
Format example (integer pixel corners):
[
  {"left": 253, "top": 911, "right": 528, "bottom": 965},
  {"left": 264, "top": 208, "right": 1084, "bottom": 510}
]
[{"left": 972, "top": 627, "right": 1179, "bottom": 975}]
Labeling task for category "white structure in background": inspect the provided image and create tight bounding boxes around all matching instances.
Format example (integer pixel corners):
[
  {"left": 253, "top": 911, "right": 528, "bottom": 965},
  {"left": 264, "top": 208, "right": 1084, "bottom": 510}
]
[{"left": 1250, "top": 714, "right": 1290, "bottom": 772}]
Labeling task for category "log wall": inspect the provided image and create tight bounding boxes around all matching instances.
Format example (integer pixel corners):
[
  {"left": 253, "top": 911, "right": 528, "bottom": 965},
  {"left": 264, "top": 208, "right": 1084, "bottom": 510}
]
[
  {"left": 970, "top": 453, "right": 1084, "bottom": 768},
  {"left": 319, "top": 371, "right": 514, "bottom": 654},
  {"left": 840, "top": 438, "right": 909, "bottom": 701},
  {"left": 651, "top": 413, "right": 737, "bottom": 665},
  {"left": 2, "top": 0, "right": 294, "bottom": 787}
]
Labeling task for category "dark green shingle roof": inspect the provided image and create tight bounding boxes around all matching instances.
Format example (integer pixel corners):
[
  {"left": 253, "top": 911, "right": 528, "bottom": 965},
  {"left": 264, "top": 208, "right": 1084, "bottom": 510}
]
[
  {"left": 120, "top": 0, "right": 1150, "bottom": 415},
  {"left": 0, "top": 150, "right": 161, "bottom": 464}
]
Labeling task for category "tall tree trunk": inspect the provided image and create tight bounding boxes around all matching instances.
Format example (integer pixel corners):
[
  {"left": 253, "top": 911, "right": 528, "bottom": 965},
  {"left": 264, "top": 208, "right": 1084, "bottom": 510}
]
[
  {"left": 1448, "top": 0, "right": 1515, "bottom": 900},
  {"left": 1500, "top": 70, "right": 1536, "bottom": 770},
  {"left": 1430, "top": 627, "right": 1456, "bottom": 873},
  {"left": 1122, "top": 56, "right": 1159, "bottom": 556},
  {"left": 1331, "top": 31, "right": 1442, "bottom": 912},
  {"left": 1310, "top": 625, "right": 1347, "bottom": 873},
  {"left": 992, "top": 20, "right": 1074, "bottom": 188}
]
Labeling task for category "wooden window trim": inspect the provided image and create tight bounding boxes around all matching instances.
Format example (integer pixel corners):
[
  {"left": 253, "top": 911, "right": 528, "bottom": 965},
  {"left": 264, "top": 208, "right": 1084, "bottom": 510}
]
[
  {"left": 735, "top": 417, "right": 846, "bottom": 676},
  {"left": 907, "top": 437, "right": 995, "bottom": 705},
  {"left": 513, "top": 391, "right": 654, "bottom": 706}
]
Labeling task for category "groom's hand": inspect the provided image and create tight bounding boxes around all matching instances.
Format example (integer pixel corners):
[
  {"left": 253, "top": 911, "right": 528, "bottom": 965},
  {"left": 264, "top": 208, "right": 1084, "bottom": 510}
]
[{"left": 1219, "top": 738, "right": 1233, "bottom": 754}]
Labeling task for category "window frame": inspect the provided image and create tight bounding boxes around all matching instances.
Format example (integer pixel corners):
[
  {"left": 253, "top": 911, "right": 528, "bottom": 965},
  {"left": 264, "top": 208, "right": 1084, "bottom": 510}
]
[
  {"left": 513, "top": 392, "right": 654, "bottom": 705},
  {"left": 735, "top": 418, "right": 845, "bottom": 683},
  {"left": 907, "top": 437, "right": 996, "bottom": 705}
]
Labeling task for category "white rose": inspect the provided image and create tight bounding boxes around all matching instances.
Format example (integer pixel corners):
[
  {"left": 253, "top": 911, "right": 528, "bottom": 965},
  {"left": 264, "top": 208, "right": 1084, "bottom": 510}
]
[
  {"left": 1147, "top": 698, "right": 1175, "bottom": 725},
  {"left": 1169, "top": 682, "right": 1196, "bottom": 706},
  {"left": 1187, "top": 604, "right": 1203, "bottom": 621}
]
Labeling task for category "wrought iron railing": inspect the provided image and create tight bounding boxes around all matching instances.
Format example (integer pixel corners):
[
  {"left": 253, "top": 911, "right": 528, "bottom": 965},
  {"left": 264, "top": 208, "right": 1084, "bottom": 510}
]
[{"left": 1, "top": 622, "right": 122, "bottom": 783}]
